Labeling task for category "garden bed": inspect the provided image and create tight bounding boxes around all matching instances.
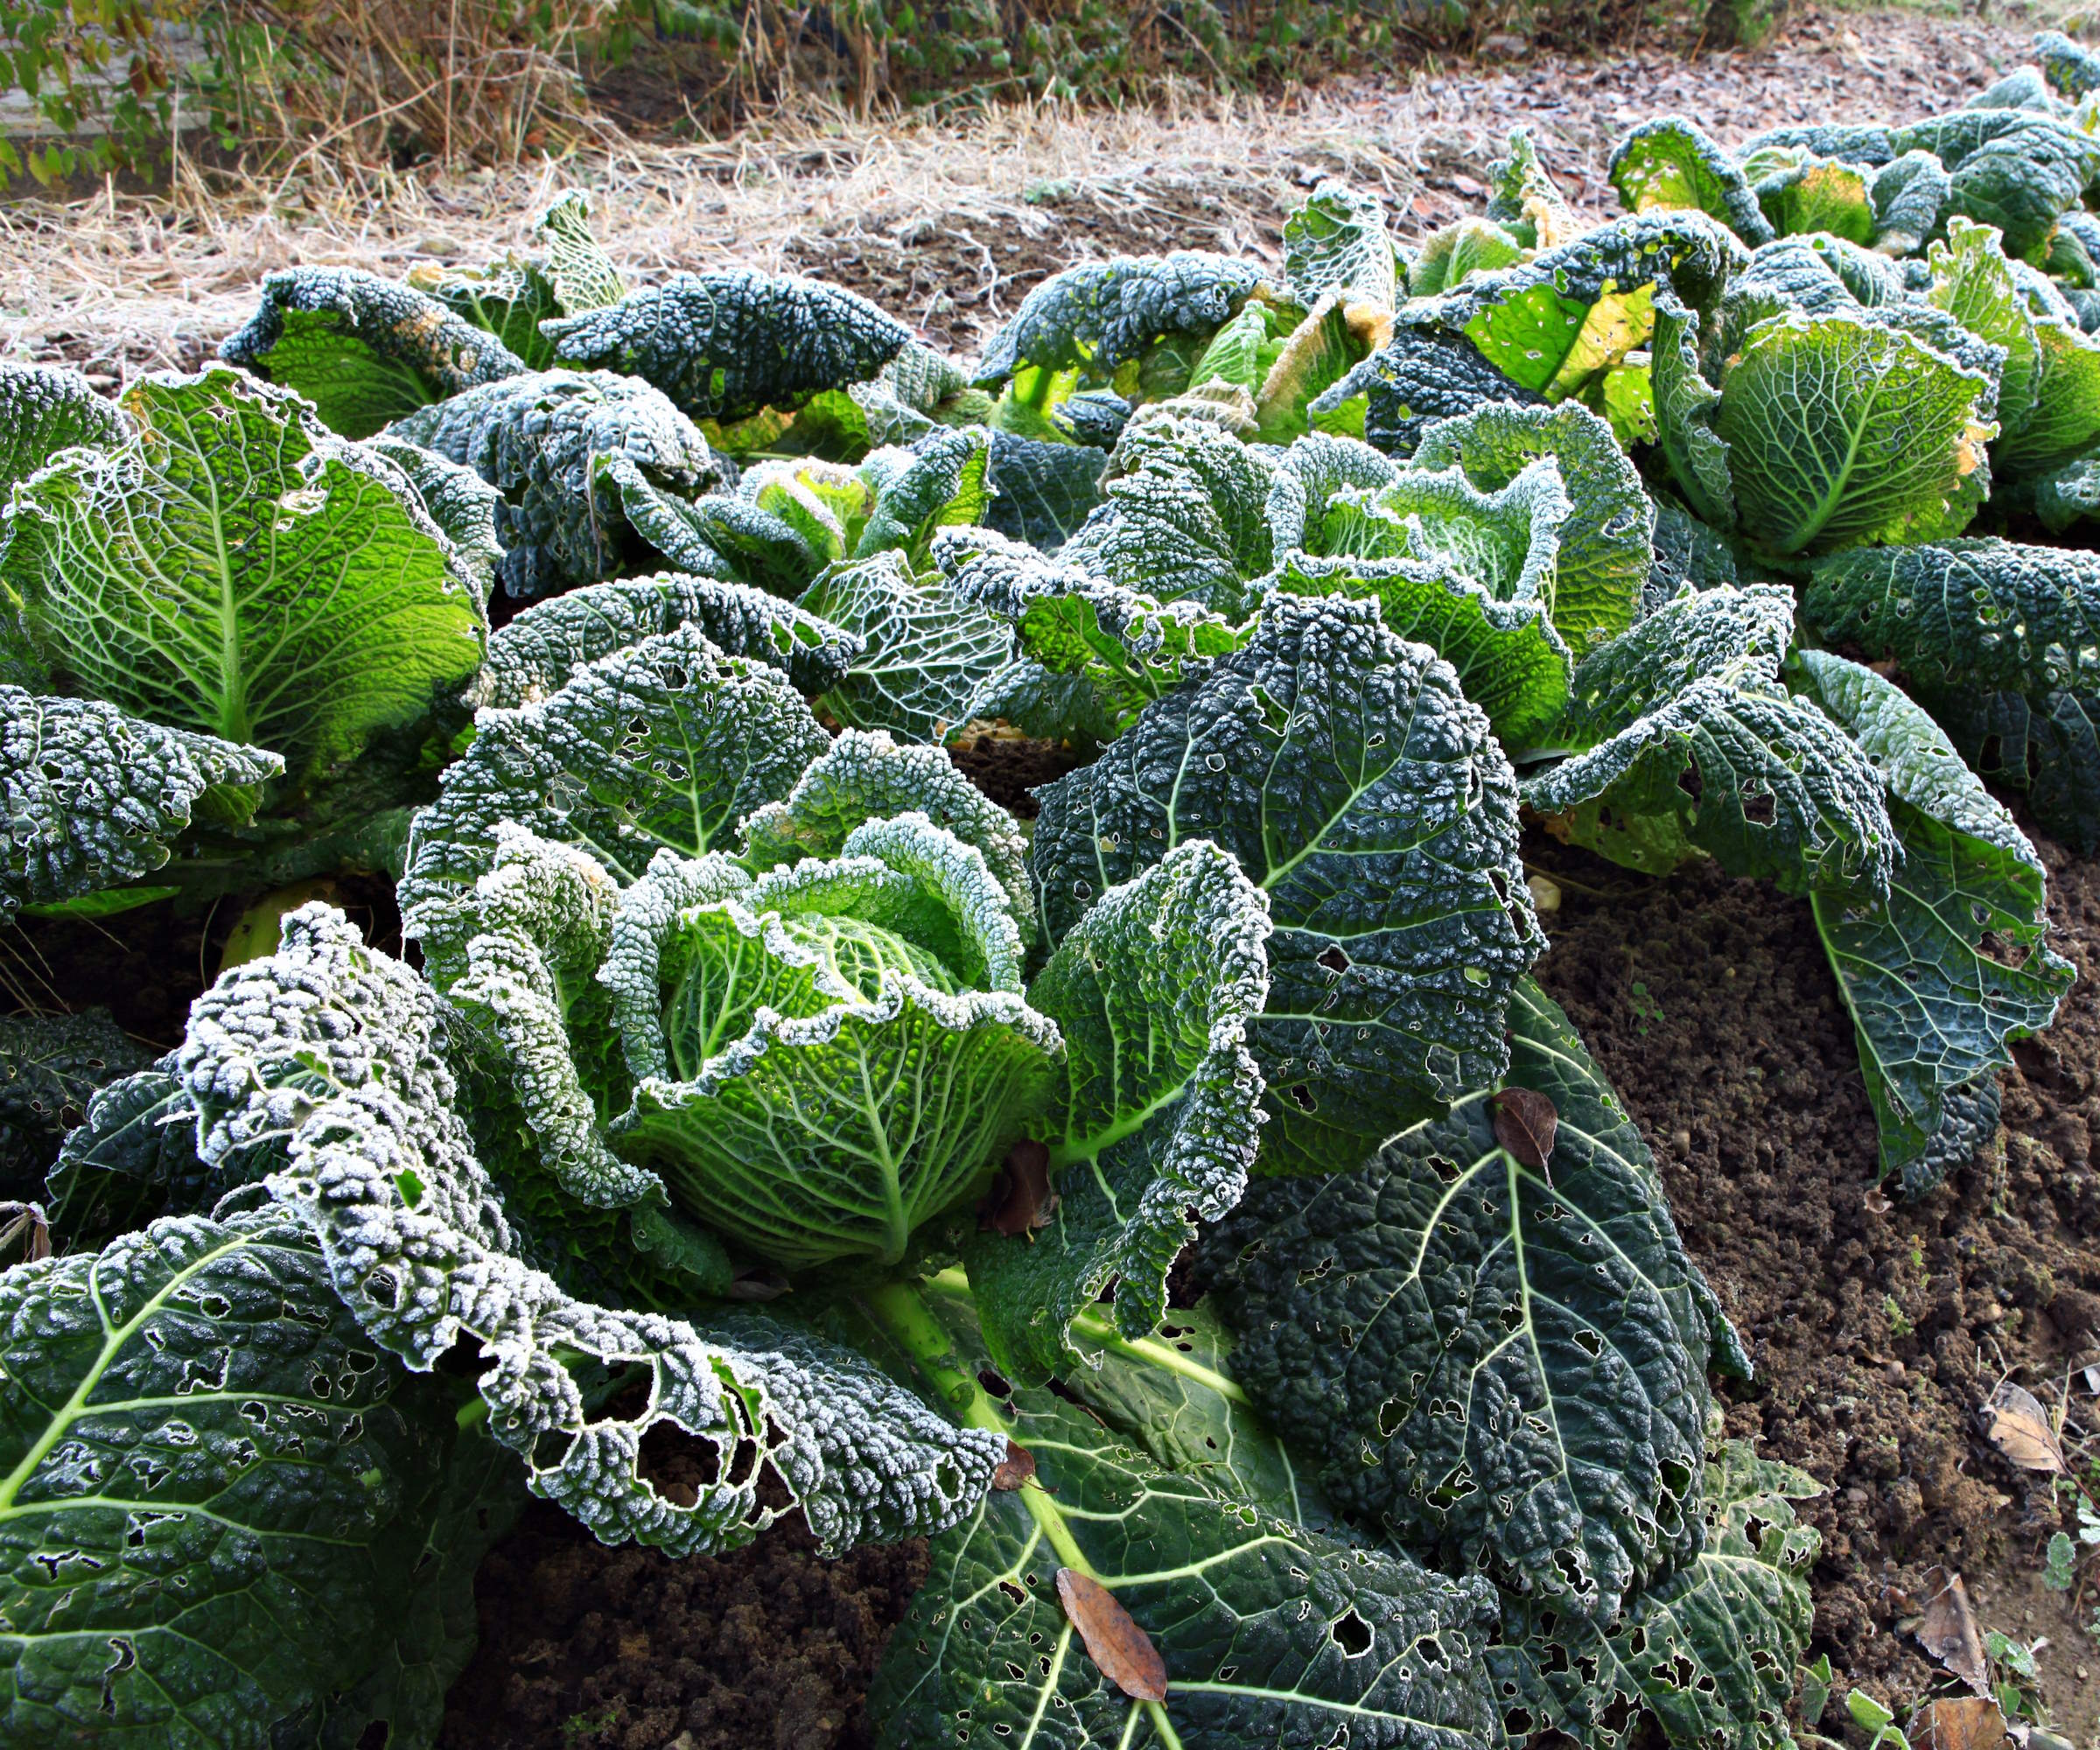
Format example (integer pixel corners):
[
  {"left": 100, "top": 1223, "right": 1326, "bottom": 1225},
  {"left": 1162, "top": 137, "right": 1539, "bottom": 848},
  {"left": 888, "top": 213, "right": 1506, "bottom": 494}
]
[{"left": 430, "top": 767, "right": 2100, "bottom": 1750}]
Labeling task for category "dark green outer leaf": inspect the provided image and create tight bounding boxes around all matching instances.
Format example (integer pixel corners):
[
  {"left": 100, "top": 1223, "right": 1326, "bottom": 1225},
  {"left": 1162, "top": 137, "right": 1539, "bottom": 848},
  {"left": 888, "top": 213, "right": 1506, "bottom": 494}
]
[
  {"left": 467, "top": 569, "right": 860, "bottom": 710},
  {"left": 1609, "top": 116, "right": 1776, "bottom": 244},
  {"left": 0, "top": 361, "right": 122, "bottom": 501},
  {"left": 219, "top": 266, "right": 528, "bottom": 439},
  {"left": 984, "top": 430, "right": 1107, "bottom": 553},
  {"left": 865, "top": 1294, "right": 1503, "bottom": 1750},
  {"left": 43, "top": 1066, "right": 214, "bottom": 1255},
  {"left": 1795, "top": 650, "right": 2073, "bottom": 1193},
  {"left": 1320, "top": 326, "right": 1544, "bottom": 459},
  {"left": 399, "top": 623, "right": 829, "bottom": 910},
  {"left": 1488, "top": 1441, "right": 1820, "bottom": 1750},
  {"left": 1208, "top": 980, "right": 1717, "bottom": 1626},
  {"left": 0, "top": 1008, "right": 151, "bottom": 1192},
  {"left": 544, "top": 270, "right": 911, "bottom": 424},
  {"left": 972, "top": 252, "right": 1282, "bottom": 385},
  {"left": 0, "top": 1208, "right": 472, "bottom": 1750},
  {"left": 1801, "top": 536, "right": 2100, "bottom": 702},
  {"left": 1924, "top": 682, "right": 2100, "bottom": 854},
  {"left": 0, "top": 689, "right": 281, "bottom": 922},
  {"left": 966, "top": 840, "right": 1270, "bottom": 1382},
  {"left": 1030, "top": 594, "right": 1541, "bottom": 1176}
]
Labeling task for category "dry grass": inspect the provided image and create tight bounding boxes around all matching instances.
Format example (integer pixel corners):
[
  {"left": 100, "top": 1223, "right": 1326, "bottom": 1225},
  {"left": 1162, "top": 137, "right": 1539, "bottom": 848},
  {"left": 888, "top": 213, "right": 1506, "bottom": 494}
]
[
  {"left": 0, "top": 3, "right": 2040, "bottom": 384},
  {"left": 0, "top": 85, "right": 1431, "bottom": 381}
]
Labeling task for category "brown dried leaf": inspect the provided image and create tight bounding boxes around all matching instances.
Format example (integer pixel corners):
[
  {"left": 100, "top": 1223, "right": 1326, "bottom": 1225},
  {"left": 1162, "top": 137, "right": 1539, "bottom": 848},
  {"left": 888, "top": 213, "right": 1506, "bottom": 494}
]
[
  {"left": 978, "top": 1138, "right": 1057, "bottom": 1238},
  {"left": 991, "top": 1438, "right": 1037, "bottom": 1491},
  {"left": 1490, "top": 1088, "right": 1558, "bottom": 1177},
  {"left": 1981, "top": 1381, "right": 2066, "bottom": 1474},
  {"left": 1914, "top": 1696, "right": 2006, "bottom": 1750},
  {"left": 1056, "top": 1568, "right": 1167, "bottom": 1702},
  {"left": 1915, "top": 1571, "right": 1990, "bottom": 1695}
]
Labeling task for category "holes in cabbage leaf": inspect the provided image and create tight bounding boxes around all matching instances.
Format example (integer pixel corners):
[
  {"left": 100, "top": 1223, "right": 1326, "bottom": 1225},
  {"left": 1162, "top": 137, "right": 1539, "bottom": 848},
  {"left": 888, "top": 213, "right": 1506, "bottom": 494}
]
[
  {"left": 100, "top": 1635, "right": 136, "bottom": 1717},
  {"left": 635, "top": 1416, "right": 757, "bottom": 1509},
  {"left": 1376, "top": 1396, "right": 1407, "bottom": 1438},
  {"left": 1676, "top": 762, "right": 1704, "bottom": 802},
  {"left": 998, "top": 1578, "right": 1027, "bottom": 1606},
  {"left": 1316, "top": 944, "right": 1350, "bottom": 976},
  {"left": 1285, "top": 1082, "right": 1318, "bottom": 1113},
  {"left": 1741, "top": 785, "right": 1775, "bottom": 827},
  {"left": 976, "top": 1366, "right": 1014, "bottom": 1403},
  {"left": 1572, "top": 1326, "right": 1602, "bottom": 1358},
  {"left": 1329, "top": 1607, "right": 1373, "bottom": 1657}
]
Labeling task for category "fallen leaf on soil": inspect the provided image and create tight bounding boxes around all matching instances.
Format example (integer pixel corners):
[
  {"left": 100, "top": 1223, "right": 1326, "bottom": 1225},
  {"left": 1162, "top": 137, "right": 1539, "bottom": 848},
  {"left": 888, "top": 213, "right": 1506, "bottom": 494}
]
[
  {"left": 979, "top": 1138, "right": 1057, "bottom": 1238},
  {"left": 1056, "top": 1568, "right": 1167, "bottom": 1702},
  {"left": 1980, "top": 1381, "right": 2066, "bottom": 1474},
  {"left": 1490, "top": 1088, "right": 1558, "bottom": 1178},
  {"left": 1915, "top": 1570, "right": 1990, "bottom": 1695},
  {"left": 1914, "top": 1698, "right": 2006, "bottom": 1750},
  {"left": 991, "top": 1439, "right": 1037, "bottom": 1491}
]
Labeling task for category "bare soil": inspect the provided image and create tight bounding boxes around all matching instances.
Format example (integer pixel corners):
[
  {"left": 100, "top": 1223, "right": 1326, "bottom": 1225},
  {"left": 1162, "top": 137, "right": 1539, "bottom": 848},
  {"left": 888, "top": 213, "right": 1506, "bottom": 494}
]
[{"left": 1530, "top": 831, "right": 2100, "bottom": 1740}]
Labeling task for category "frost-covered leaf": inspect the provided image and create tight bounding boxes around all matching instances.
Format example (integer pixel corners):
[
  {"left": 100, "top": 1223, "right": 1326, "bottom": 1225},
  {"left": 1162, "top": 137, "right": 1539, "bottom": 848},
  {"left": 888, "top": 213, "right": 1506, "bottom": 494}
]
[
  {"left": 865, "top": 1296, "right": 1503, "bottom": 1750},
  {"left": 1256, "top": 295, "right": 1389, "bottom": 444},
  {"left": 1315, "top": 325, "right": 1544, "bottom": 458},
  {"left": 220, "top": 266, "right": 528, "bottom": 438},
  {"left": 1488, "top": 127, "right": 1584, "bottom": 251},
  {"left": 1410, "top": 399, "right": 1651, "bottom": 654},
  {"left": 2040, "top": 28, "right": 2100, "bottom": 98},
  {"left": 0, "top": 1007, "right": 150, "bottom": 1188},
  {"left": 1031, "top": 594, "right": 1540, "bottom": 1173},
  {"left": 0, "top": 361, "right": 122, "bottom": 501},
  {"left": 1711, "top": 311, "right": 1994, "bottom": 556},
  {"left": 802, "top": 552, "right": 1013, "bottom": 744},
  {"left": 1263, "top": 457, "right": 1574, "bottom": 744},
  {"left": 972, "top": 252, "right": 1284, "bottom": 386},
  {"left": 1794, "top": 651, "right": 2073, "bottom": 1192},
  {"left": 468, "top": 569, "right": 859, "bottom": 710},
  {"left": 1525, "top": 585, "right": 1897, "bottom": 897},
  {"left": 1872, "top": 150, "right": 1953, "bottom": 254},
  {"left": 181, "top": 905, "right": 1005, "bottom": 1556},
  {"left": 1928, "top": 682, "right": 2100, "bottom": 854},
  {"left": 1419, "top": 214, "right": 1746, "bottom": 407},
  {"left": 385, "top": 370, "right": 724, "bottom": 599},
  {"left": 544, "top": 270, "right": 911, "bottom": 424},
  {"left": 532, "top": 188, "right": 625, "bottom": 314},
  {"left": 1209, "top": 981, "right": 1717, "bottom": 1624},
  {"left": 399, "top": 622, "right": 828, "bottom": 909},
  {"left": 606, "top": 454, "right": 827, "bottom": 597},
  {"left": 41, "top": 1063, "right": 207, "bottom": 1252},
  {"left": 0, "top": 1206, "right": 484, "bottom": 1750},
  {"left": 739, "top": 726, "right": 1034, "bottom": 944},
  {"left": 364, "top": 435, "right": 505, "bottom": 609},
  {"left": 940, "top": 526, "right": 1250, "bottom": 736},
  {"left": 984, "top": 430, "right": 1106, "bottom": 552},
  {"left": 0, "top": 690, "right": 280, "bottom": 920},
  {"left": 1894, "top": 109, "right": 2100, "bottom": 258},
  {"left": 1058, "top": 411, "right": 1275, "bottom": 616},
  {"left": 1490, "top": 1442, "right": 1820, "bottom": 1750},
  {"left": 1611, "top": 116, "right": 1777, "bottom": 243},
  {"left": 1283, "top": 181, "right": 1397, "bottom": 307},
  {"left": 1652, "top": 287, "right": 1736, "bottom": 528},
  {"left": 853, "top": 427, "right": 994, "bottom": 564},
  {"left": 964, "top": 841, "right": 1270, "bottom": 1382},
  {"left": 2, "top": 368, "right": 486, "bottom": 781},
  {"left": 1800, "top": 537, "right": 2100, "bottom": 704}
]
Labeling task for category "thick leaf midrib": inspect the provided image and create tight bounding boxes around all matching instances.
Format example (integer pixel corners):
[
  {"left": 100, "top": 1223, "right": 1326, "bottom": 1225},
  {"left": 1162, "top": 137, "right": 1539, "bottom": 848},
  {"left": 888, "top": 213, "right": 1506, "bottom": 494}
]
[{"left": 0, "top": 1228, "right": 262, "bottom": 1513}]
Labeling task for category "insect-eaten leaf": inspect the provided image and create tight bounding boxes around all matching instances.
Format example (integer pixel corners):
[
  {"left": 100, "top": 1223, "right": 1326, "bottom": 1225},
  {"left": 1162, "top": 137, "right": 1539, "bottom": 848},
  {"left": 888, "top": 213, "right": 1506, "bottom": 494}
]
[
  {"left": 1490, "top": 1086, "right": 1559, "bottom": 1177},
  {"left": 1914, "top": 1569, "right": 1990, "bottom": 1695},
  {"left": 979, "top": 1138, "right": 1058, "bottom": 1238},
  {"left": 1914, "top": 1695, "right": 2007, "bottom": 1750},
  {"left": 1981, "top": 1381, "right": 2067, "bottom": 1475},
  {"left": 1056, "top": 1568, "right": 1169, "bottom": 1702},
  {"left": 991, "top": 1438, "right": 1038, "bottom": 1491}
]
